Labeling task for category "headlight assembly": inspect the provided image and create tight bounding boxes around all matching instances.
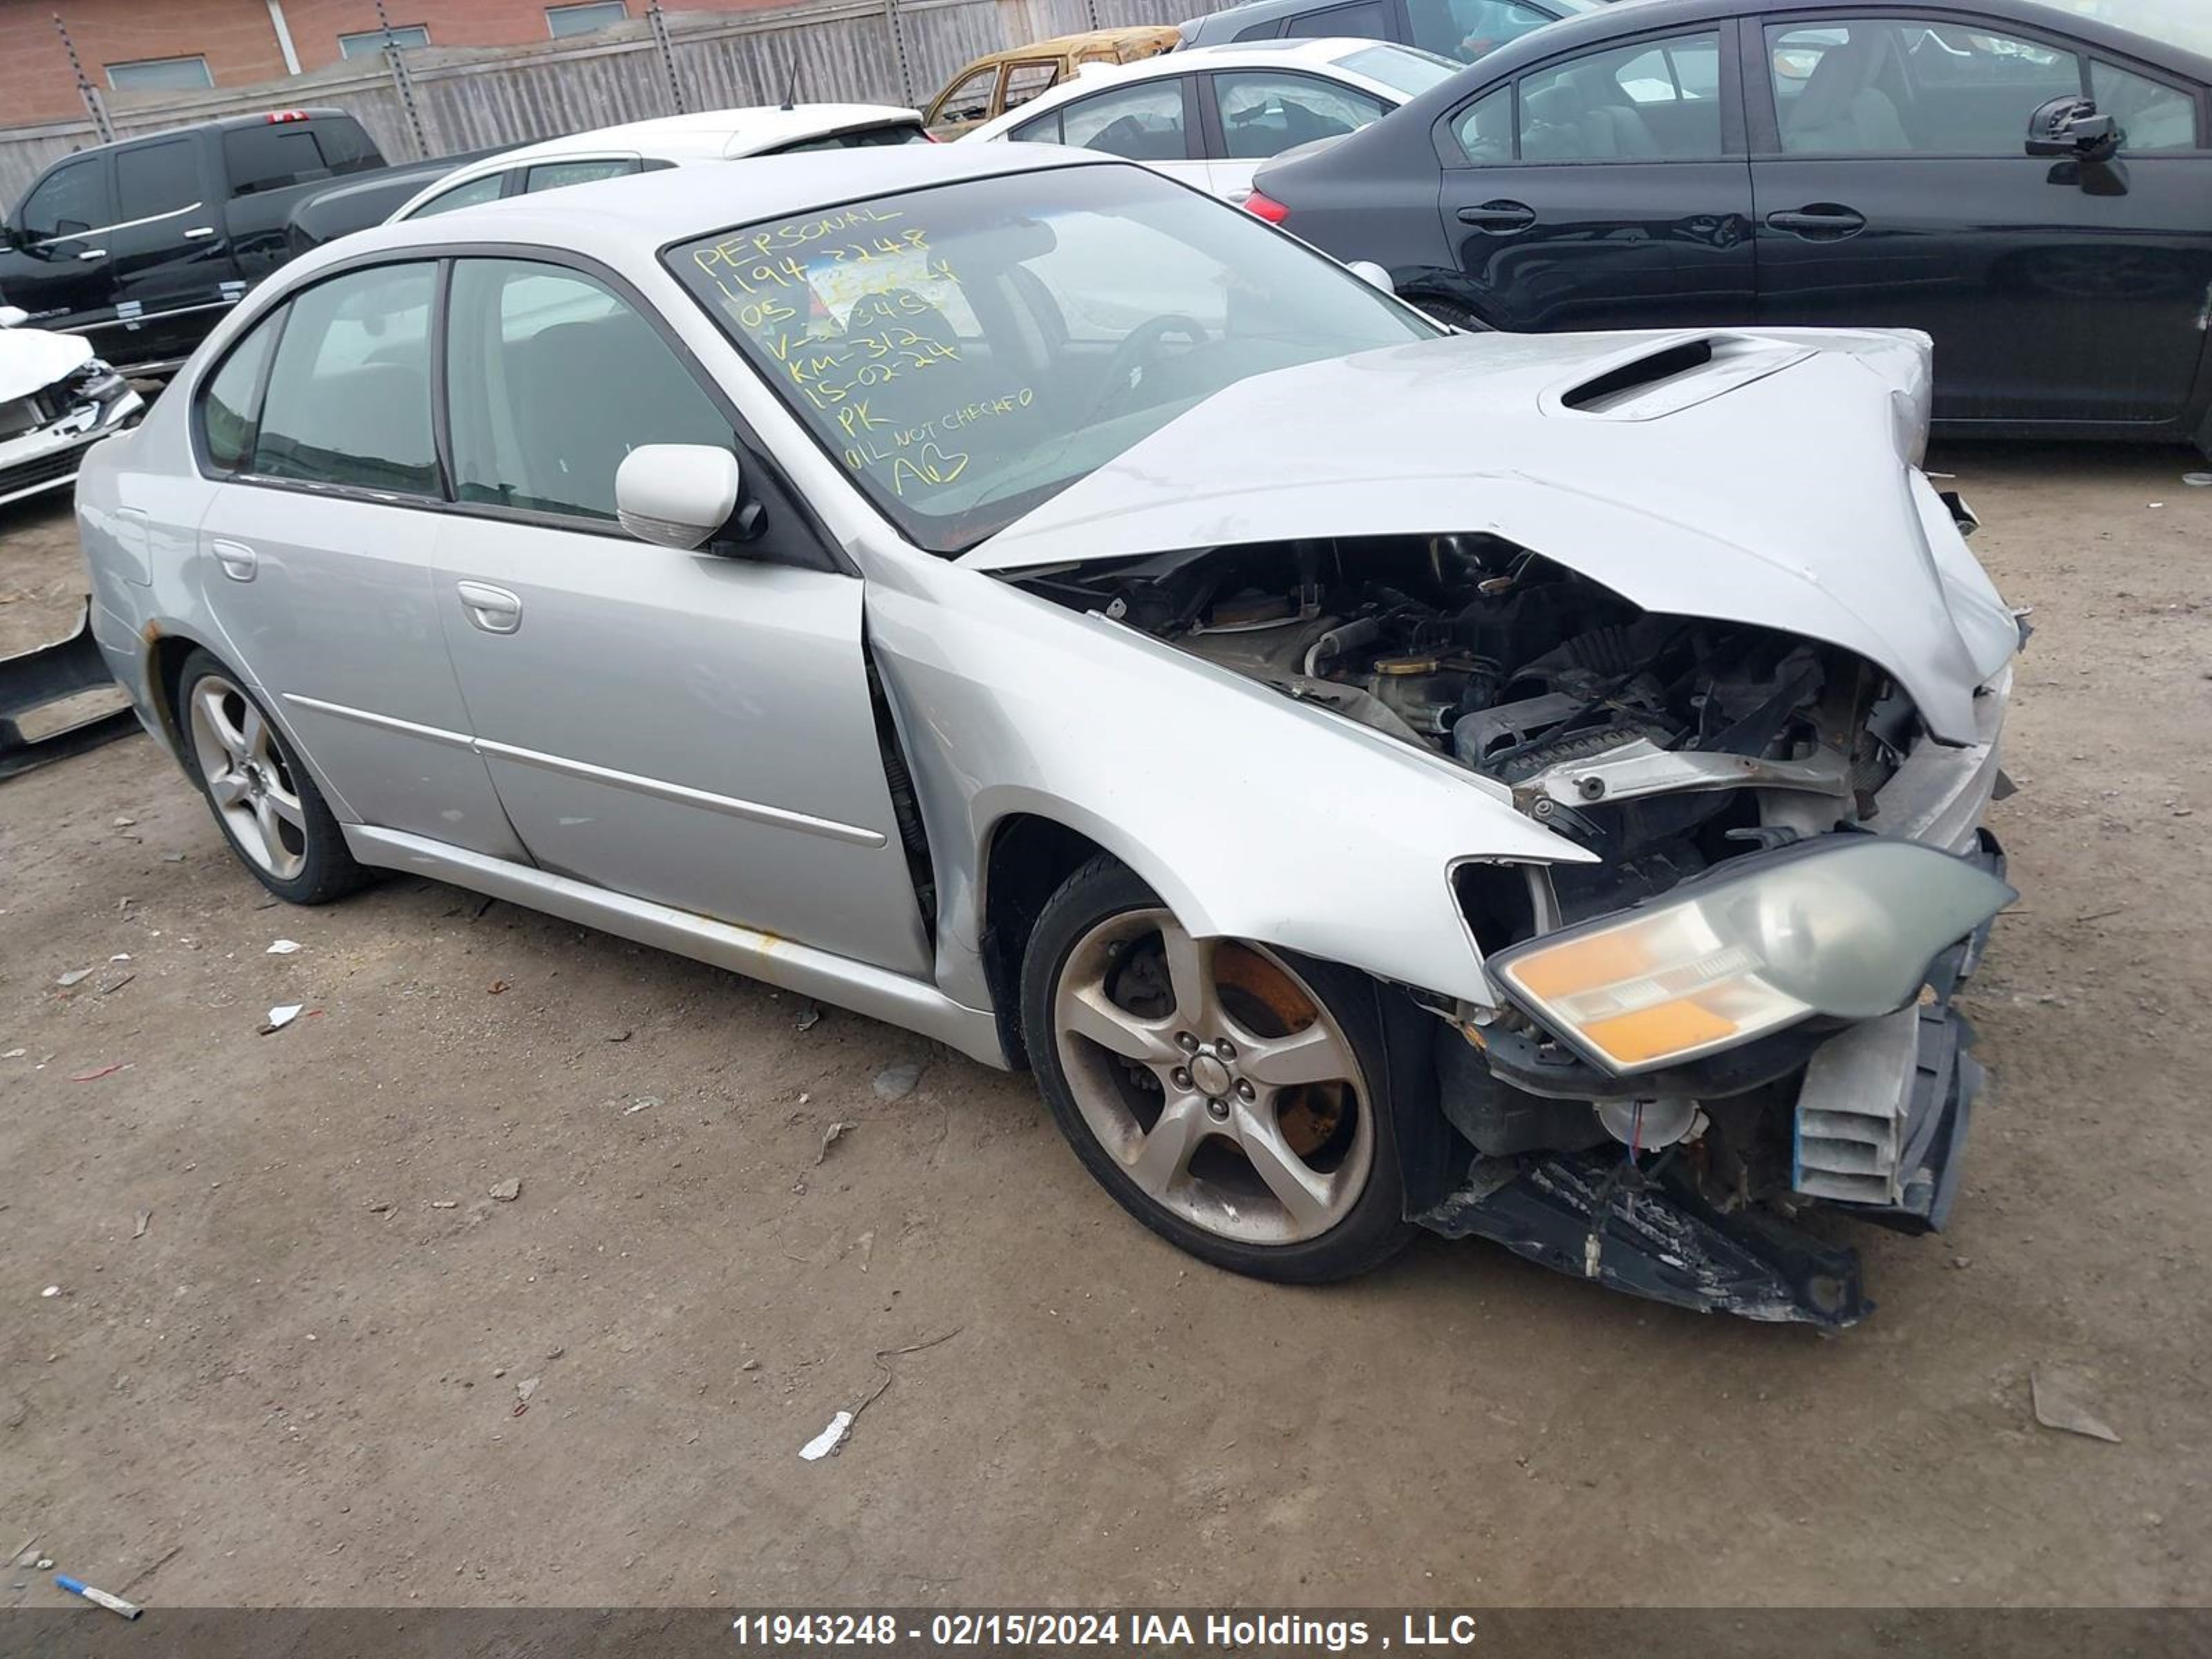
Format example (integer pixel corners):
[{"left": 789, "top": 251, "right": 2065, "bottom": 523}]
[{"left": 1486, "top": 838, "right": 2014, "bottom": 1076}]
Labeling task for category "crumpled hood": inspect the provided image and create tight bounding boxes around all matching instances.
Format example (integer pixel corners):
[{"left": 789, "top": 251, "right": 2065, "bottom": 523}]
[
  {"left": 963, "top": 328, "right": 2018, "bottom": 744},
  {"left": 0, "top": 324, "right": 94, "bottom": 404}
]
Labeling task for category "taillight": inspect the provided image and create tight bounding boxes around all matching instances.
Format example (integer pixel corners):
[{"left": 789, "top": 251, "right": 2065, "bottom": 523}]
[{"left": 1243, "top": 189, "right": 1290, "bottom": 225}]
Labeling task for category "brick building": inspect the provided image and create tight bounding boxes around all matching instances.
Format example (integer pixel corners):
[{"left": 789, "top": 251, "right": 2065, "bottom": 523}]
[{"left": 1, "top": 1, "right": 785, "bottom": 125}]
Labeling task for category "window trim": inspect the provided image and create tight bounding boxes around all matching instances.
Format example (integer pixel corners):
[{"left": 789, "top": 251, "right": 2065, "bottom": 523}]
[
  {"left": 1738, "top": 6, "right": 2207, "bottom": 160},
  {"left": 1434, "top": 22, "right": 1742, "bottom": 167},
  {"left": 187, "top": 242, "right": 847, "bottom": 572},
  {"left": 1199, "top": 67, "right": 1391, "bottom": 163}
]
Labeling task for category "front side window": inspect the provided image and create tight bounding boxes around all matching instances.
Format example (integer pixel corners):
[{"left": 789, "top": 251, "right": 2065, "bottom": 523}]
[
  {"left": 116, "top": 140, "right": 200, "bottom": 221},
  {"left": 1519, "top": 32, "right": 1723, "bottom": 160},
  {"left": 2092, "top": 59, "right": 2198, "bottom": 152},
  {"left": 198, "top": 308, "right": 284, "bottom": 474},
  {"left": 669, "top": 165, "right": 1433, "bottom": 553},
  {"left": 1281, "top": 2, "right": 1388, "bottom": 41},
  {"left": 1769, "top": 20, "right": 2079, "bottom": 155},
  {"left": 1059, "top": 82, "right": 1192, "bottom": 160},
  {"left": 444, "top": 260, "right": 730, "bottom": 521},
  {"left": 252, "top": 262, "right": 438, "bottom": 494},
  {"left": 523, "top": 157, "right": 641, "bottom": 193},
  {"left": 20, "top": 158, "right": 113, "bottom": 242},
  {"left": 932, "top": 67, "right": 1001, "bottom": 127},
  {"left": 407, "top": 172, "right": 509, "bottom": 218},
  {"left": 1407, "top": 0, "right": 1563, "bottom": 66},
  {"left": 1215, "top": 72, "right": 1387, "bottom": 160},
  {"left": 1003, "top": 62, "right": 1062, "bottom": 110}
]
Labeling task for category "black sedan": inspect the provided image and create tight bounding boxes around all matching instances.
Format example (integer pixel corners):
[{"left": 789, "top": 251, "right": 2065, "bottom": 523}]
[{"left": 1248, "top": 0, "right": 2212, "bottom": 447}]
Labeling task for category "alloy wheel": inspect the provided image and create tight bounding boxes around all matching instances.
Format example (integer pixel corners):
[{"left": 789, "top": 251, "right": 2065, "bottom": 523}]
[
  {"left": 1051, "top": 909, "right": 1375, "bottom": 1246},
  {"left": 187, "top": 675, "right": 308, "bottom": 882}
]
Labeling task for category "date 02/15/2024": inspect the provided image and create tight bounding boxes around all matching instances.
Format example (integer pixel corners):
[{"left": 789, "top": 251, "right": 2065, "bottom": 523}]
[{"left": 727, "top": 1612, "right": 1489, "bottom": 1649}]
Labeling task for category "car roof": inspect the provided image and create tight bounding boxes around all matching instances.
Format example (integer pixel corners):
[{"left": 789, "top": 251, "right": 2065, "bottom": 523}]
[
  {"left": 955, "top": 26, "right": 1183, "bottom": 71},
  {"left": 964, "top": 32, "right": 1418, "bottom": 130},
  {"left": 336, "top": 140, "right": 1109, "bottom": 268},
  {"left": 1396, "top": 0, "right": 2212, "bottom": 93}
]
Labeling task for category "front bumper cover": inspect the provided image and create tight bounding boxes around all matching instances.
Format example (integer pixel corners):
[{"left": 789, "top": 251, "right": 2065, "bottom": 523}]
[{"left": 1416, "top": 836, "right": 2004, "bottom": 1329}]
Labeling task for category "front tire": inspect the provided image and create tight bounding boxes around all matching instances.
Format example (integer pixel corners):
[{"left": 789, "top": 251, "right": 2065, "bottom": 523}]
[
  {"left": 1022, "top": 855, "right": 1414, "bottom": 1284},
  {"left": 177, "top": 648, "right": 367, "bottom": 906}
]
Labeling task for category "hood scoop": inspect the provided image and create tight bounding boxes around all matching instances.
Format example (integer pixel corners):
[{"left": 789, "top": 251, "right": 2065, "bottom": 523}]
[{"left": 1546, "top": 332, "right": 1817, "bottom": 422}]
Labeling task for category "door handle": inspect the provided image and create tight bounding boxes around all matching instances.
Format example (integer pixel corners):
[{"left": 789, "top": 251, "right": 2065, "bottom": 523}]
[
  {"left": 75, "top": 247, "right": 109, "bottom": 261},
  {"left": 211, "top": 538, "right": 257, "bottom": 582},
  {"left": 456, "top": 581, "right": 523, "bottom": 635},
  {"left": 1765, "top": 206, "right": 1867, "bottom": 240},
  {"left": 1457, "top": 200, "right": 1537, "bottom": 232},
  {"left": 183, "top": 225, "right": 216, "bottom": 240}
]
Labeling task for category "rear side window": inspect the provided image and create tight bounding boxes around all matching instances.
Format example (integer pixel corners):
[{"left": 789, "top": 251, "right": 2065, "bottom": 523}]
[
  {"left": 444, "top": 259, "right": 731, "bottom": 521},
  {"left": 1214, "top": 71, "right": 1387, "bottom": 159},
  {"left": 223, "top": 120, "right": 380, "bottom": 197},
  {"left": 1060, "top": 82, "right": 1193, "bottom": 160},
  {"left": 116, "top": 139, "right": 201, "bottom": 220},
  {"left": 197, "top": 308, "right": 284, "bottom": 474},
  {"left": 1282, "top": 1, "right": 1389, "bottom": 41},
  {"left": 1449, "top": 84, "right": 1513, "bottom": 161},
  {"left": 523, "top": 157, "right": 640, "bottom": 193},
  {"left": 252, "top": 263, "right": 439, "bottom": 494},
  {"left": 407, "top": 172, "right": 508, "bottom": 218}
]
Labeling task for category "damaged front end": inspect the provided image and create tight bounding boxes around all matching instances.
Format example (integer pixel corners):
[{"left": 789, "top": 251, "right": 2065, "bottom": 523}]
[
  {"left": 0, "top": 325, "right": 142, "bottom": 509},
  {"left": 1013, "top": 528, "right": 2017, "bottom": 1327}
]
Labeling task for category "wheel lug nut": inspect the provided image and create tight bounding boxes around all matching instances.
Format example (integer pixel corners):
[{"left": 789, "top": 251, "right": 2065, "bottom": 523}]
[
  {"left": 1176, "top": 1032, "right": 1199, "bottom": 1052},
  {"left": 1171, "top": 1068, "right": 1192, "bottom": 1091},
  {"left": 1206, "top": 1098, "right": 1230, "bottom": 1121},
  {"left": 1214, "top": 1038, "right": 1236, "bottom": 1060},
  {"left": 1236, "top": 1080, "right": 1255, "bottom": 1102}
]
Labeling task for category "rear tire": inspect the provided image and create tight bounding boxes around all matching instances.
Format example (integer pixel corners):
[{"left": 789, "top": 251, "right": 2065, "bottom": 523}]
[
  {"left": 1021, "top": 855, "right": 1415, "bottom": 1284},
  {"left": 176, "top": 648, "right": 368, "bottom": 906}
]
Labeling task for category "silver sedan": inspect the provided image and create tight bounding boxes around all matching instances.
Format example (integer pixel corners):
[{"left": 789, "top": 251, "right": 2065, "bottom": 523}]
[{"left": 76, "top": 146, "right": 2018, "bottom": 1326}]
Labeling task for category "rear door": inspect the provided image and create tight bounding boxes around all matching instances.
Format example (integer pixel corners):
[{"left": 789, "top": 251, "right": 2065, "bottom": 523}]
[
  {"left": 193, "top": 260, "right": 524, "bottom": 859},
  {"left": 1201, "top": 68, "right": 1392, "bottom": 199},
  {"left": 1435, "top": 26, "right": 1756, "bottom": 330},
  {"left": 111, "top": 135, "right": 237, "bottom": 366},
  {"left": 429, "top": 255, "right": 932, "bottom": 976},
  {"left": 1, "top": 154, "right": 120, "bottom": 338},
  {"left": 1748, "top": 12, "right": 2212, "bottom": 425}
]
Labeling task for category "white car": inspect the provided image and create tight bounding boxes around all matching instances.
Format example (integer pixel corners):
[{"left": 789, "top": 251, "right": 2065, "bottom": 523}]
[
  {"left": 386, "top": 104, "right": 929, "bottom": 223},
  {"left": 0, "top": 306, "right": 141, "bottom": 508},
  {"left": 960, "top": 38, "right": 1460, "bottom": 199}
]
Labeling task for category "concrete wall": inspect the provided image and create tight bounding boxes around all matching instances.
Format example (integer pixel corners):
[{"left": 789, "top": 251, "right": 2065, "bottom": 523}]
[{"left": 1, "top": 0, "right": 1224, "bottom": 209}]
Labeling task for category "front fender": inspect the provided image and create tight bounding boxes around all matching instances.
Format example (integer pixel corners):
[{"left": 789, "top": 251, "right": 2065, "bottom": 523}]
[{"left": 865, "top": 558, "right": 1589, "bottom": 1012}]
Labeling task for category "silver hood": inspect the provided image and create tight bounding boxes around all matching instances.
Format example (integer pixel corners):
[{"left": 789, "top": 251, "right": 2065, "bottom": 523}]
[{"left": 964, "top": 327, "right": 2017, "bottom": 744}]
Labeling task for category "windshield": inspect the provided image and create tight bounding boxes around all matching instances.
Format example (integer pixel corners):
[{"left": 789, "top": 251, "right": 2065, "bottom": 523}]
[
  {"left": 668, "top": 163, "right": 1434, "bottom": 554},
  {"left": 1334, "top": 43, "right": 1463, "bottom": 95}
]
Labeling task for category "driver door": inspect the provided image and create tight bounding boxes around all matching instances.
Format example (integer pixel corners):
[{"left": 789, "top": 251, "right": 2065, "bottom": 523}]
[{"left": 430, "top": 256, "right": 933, "bottom": 977}]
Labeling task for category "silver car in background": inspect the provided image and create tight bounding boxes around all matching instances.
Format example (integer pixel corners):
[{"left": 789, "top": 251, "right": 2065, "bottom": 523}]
[{"left": 75, "top": 147, "right": 2018, "bottom": 1327}]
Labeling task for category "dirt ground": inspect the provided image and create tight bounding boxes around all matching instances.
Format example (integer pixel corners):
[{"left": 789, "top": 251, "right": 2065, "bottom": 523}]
[{"left": 0, "top": 440, "right": 2206, "bottom": 1613}]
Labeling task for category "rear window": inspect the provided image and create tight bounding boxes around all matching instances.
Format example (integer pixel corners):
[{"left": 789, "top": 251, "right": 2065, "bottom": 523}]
[
  {"left": 223, "top": 118, "right": 381, "bottom": 197},
  {"left": 763, "top": 122, "right": 932, "bottom": 154}
]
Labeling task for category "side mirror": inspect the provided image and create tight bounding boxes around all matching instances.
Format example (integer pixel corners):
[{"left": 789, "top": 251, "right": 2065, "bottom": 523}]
[
  {"left": 0, "top": 306, "right": 26, "bottom": 328},
  {"left": 2027, "top": 95, "right": 2119, "bottom": 162},
  {"left": 615, "top": 444, "right": 744, "bottom": 552},
  {"left": 1345, "top": 259, "right": 1394, "bottom": 294}
]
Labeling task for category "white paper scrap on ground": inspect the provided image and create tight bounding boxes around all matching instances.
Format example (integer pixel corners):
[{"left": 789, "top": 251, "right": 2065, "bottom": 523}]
[{"left": 799, "top": 1409, "right": 854, "bottom": 1461}]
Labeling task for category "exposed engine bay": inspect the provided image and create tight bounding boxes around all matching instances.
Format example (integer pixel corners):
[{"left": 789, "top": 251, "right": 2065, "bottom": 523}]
[
  {"left": 1015, "top": 533, "right": 2006, "bottom": 1329},
  {"left": 1020, "top": 533, "right": 1917, "bottom": 930}
]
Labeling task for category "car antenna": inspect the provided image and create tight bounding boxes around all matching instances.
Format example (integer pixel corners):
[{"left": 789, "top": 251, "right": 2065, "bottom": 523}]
[{"left": 780, "top": 61, "right": 800, "bottom": 112}]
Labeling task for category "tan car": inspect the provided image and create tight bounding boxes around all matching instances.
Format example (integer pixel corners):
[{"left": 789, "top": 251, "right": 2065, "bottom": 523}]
[{"left": 921, "top": 27, "right": 1183, "bottom": 137}]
